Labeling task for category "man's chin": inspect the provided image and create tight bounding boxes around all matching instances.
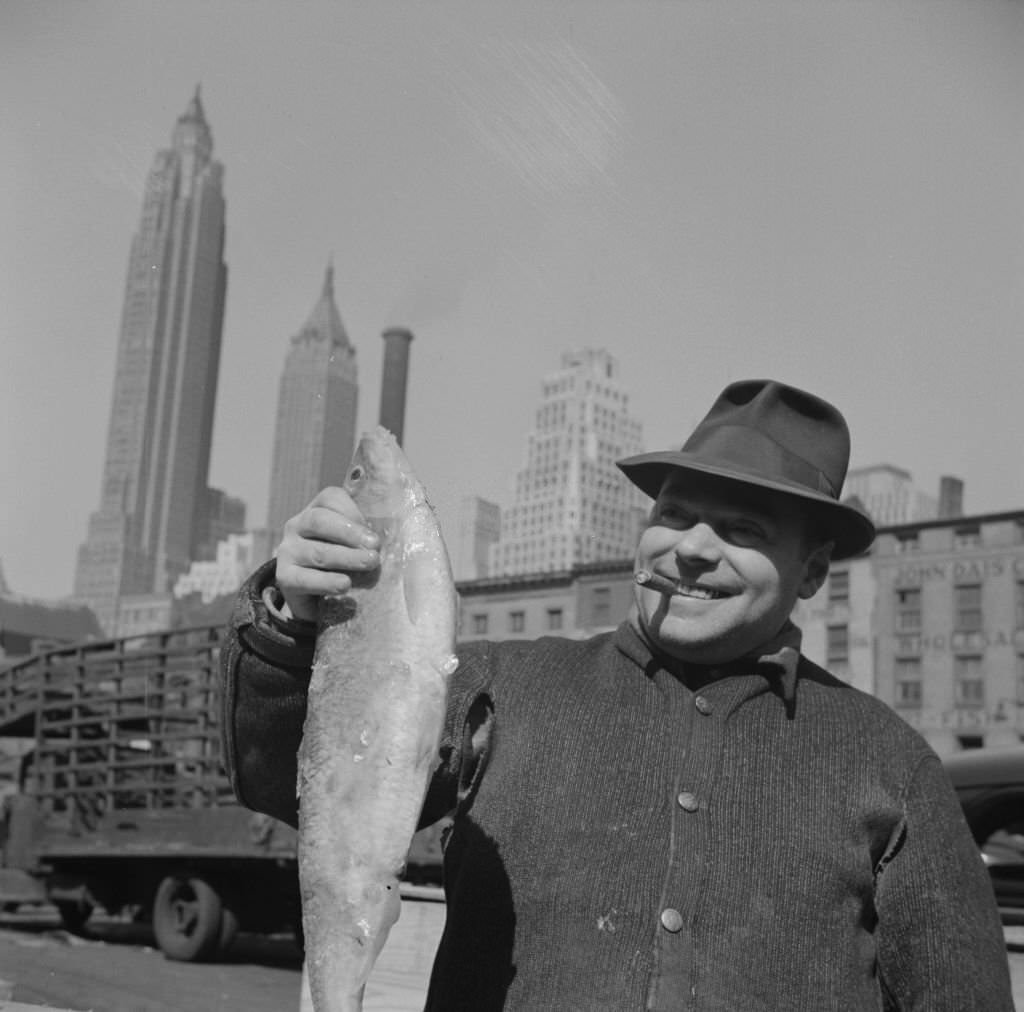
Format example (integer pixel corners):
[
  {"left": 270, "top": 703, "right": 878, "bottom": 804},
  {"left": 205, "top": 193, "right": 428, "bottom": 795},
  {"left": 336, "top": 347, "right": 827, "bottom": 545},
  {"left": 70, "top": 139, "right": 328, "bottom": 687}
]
[{"left": 631, "top": 610, "right": 728, "bottom": 666}]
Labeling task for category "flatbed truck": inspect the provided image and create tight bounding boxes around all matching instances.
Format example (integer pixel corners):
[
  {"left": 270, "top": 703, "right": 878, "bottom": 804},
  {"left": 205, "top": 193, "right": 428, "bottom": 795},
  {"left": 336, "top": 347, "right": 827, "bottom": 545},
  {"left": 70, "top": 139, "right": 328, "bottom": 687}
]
[{"left": 0, "top": 624, "right": 443, "bottom": 961}]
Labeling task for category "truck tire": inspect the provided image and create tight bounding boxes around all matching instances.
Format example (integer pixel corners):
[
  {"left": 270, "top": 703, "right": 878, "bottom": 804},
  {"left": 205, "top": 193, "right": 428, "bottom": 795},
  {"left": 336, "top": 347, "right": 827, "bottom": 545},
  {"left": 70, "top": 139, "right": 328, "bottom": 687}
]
[{"left": 152, "top": 874, "right": 225, "bottom": 962}]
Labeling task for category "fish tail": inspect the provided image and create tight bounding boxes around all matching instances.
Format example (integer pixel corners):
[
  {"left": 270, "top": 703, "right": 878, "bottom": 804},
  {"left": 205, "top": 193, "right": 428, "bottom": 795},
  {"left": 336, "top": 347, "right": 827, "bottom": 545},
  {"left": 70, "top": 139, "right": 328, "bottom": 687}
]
[{"left": 304, "top": 883, "right": 401, "bottom": 1012}]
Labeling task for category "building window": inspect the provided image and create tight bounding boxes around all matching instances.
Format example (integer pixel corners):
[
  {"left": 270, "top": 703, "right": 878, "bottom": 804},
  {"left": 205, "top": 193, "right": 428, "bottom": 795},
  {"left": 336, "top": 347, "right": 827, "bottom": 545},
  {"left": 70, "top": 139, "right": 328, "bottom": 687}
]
[
  {"left": 953, "top": 525, "right": 982, "bottom": 550},
  {"left": 508, "top": 611, "right": 525, "bottom": 634},
  {"left": 591, "top": 586, "right": 612, "bottom": 626},
  {"left": 546, "top": 608, "right": 563, "bottom": 632},
  {"left": 957, "top": 735, "right": 985, "bottom": 750},
  {"left": 894, "top": 657, "right": 922, "bottom": 709},
  {"left": 826, "top": 624, "right": 849, "bottom": 665},
  {"left": 954, "top": 584, "right": 983, "bottom": 632},
  {"left": 954, "top": 655, "right": 985, "bottom": 708},
  {"left": 895, "top": 532, "right": 919, "bottom": 553},
  {"left": 828, "top": 570, "right": 849, "bottom": 605},
  {"left": 895, "top": 588, "right": 921, "bottom": 631},
  {"left": 472, "top": 613, "right": 488, "bottom": 636}
]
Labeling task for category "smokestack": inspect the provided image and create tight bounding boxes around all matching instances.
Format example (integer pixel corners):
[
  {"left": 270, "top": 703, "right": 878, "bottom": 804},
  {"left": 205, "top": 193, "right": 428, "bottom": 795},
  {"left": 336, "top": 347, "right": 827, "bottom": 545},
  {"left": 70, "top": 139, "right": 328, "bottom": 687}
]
[{"left": 379, "top": 327, "right": 414, "bottom": 445}]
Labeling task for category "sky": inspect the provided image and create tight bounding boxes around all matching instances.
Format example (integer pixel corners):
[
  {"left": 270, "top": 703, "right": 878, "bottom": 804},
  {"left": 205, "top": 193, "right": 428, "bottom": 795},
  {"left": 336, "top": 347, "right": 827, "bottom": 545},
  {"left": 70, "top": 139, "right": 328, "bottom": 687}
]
[{"left": 2, "top": 0, "right": 1023, "bottom": 601}]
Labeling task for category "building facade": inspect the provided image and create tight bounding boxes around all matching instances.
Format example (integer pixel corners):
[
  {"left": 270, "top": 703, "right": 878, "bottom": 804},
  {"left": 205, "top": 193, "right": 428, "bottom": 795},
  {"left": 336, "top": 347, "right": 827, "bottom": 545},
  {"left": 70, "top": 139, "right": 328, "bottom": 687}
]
[
  {"left": 453, "top": 495, "right": 502, "bottom": 582},
  {"left": 196, "top": 487, "right": 246, "bottom": 561},
  {"left": 266, "top": 264, "right": 358, "bottom": 540},
  {"left": 458, "top": 559, "right": 635, "bottom": 644},
  {"left": 843, "top": 464, "right": 965, "bottom": 527},
  {"left": 74, "top": 88, "right": 229, "bottom": 634},
  {"left": 173, "top": 531, "right": 261, "bottom": 604},
  {"left": 868, "top": 511, "right": 1024, "bottom": 754},
  {"left": 794, "top": 509, "right": 1024, "bottom": 754},
  {"left": 489, "top": 349, "right": 647, "bottom": 577}
]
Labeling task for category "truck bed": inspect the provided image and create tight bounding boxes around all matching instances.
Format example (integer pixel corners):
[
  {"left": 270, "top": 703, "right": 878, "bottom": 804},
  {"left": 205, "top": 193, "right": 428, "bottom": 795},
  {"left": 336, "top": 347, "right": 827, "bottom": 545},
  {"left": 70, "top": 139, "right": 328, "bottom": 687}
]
[{"left": 0, "top": 626, "right": 294, "bottom": 862}]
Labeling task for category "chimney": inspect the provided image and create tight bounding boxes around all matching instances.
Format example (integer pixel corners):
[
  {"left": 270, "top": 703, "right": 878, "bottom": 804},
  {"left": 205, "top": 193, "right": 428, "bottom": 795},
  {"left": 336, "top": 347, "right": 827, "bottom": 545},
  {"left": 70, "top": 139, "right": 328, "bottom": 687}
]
[
  {"left": 379, "top": 327, "right": 414, "bottom": 445},
  {"left": 938, "top": 476, "right": 964, "bottom": 519}
]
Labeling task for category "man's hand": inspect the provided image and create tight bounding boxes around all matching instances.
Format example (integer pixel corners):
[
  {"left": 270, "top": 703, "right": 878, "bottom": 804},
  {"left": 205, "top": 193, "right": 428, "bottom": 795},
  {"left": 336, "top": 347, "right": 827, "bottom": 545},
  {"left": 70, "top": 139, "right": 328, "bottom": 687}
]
[{"left": 275, "top": 487, "right": 381, "bottom": 623}]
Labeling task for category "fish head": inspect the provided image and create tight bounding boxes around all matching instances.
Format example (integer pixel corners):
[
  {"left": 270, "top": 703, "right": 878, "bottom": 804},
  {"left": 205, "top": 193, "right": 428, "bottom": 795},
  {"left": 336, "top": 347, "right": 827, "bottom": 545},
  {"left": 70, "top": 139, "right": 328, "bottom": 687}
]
[{"left": 343, "top": 427, "right": 425, "bottom": 532}]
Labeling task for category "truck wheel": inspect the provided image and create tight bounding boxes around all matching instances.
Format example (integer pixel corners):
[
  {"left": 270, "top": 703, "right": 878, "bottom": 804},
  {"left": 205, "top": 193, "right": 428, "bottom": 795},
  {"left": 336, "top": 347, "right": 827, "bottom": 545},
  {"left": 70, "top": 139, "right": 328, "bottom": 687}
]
[
  {"left": 152, "top": 874, "right": 225, "bottom": 962},
  {"left": 56, "top": 899, "right": 93, "bottom": 934},
  {"left": 218, "top": 902, "right": 239, "bottom": 954}
]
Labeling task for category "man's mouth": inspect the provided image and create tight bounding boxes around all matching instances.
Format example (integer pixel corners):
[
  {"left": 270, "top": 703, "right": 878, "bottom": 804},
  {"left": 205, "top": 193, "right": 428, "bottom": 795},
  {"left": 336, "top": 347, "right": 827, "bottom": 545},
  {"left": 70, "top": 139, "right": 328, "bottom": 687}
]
[
  {"left": 676, "top": 582, "right": 726, "bottom": 600},
  {"left": 635, "top": 571, "right": 728, "bottom": 600}
]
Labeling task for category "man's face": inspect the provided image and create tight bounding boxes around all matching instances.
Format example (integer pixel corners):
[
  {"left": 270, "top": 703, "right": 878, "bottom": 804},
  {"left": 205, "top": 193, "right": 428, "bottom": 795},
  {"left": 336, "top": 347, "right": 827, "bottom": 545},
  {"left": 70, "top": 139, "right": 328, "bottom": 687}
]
[{"left": 630, "top": 470, "right": 832, "bottom": 665}]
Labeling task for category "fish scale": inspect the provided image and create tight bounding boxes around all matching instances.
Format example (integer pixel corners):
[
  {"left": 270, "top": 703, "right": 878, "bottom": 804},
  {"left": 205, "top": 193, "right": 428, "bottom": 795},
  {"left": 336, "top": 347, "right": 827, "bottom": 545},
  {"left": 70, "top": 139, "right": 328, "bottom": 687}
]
[{"left": 297, "top": 427, "right": 458, "bottom": 1012}]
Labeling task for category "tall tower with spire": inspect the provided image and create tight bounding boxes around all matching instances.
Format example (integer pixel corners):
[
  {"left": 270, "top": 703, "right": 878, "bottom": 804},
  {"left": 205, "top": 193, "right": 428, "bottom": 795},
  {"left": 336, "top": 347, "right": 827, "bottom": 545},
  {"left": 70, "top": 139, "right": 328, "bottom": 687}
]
[
  {"left": 266, "top": 262, "right": 359, "bottom": 539},
  {"left": 74, "top": 88, "right": 229, "bottom": 634}
]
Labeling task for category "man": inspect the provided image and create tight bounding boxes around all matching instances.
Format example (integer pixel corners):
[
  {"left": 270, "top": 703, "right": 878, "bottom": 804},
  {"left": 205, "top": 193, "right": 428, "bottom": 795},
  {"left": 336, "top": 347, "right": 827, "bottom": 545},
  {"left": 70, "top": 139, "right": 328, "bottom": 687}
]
[{"left": 221, "top": 379, "right": 1013, "bottom": 1010}]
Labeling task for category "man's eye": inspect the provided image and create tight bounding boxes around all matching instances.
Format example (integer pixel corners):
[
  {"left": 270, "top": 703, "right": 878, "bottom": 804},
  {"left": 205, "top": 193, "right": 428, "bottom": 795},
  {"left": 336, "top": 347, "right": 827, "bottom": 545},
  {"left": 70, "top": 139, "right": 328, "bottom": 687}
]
[
  {"left": 727, "top": 522, "right": 765, "bottom": 544},
  {"left": 657, "top": 504, "right": 691, "bottom": 524}
]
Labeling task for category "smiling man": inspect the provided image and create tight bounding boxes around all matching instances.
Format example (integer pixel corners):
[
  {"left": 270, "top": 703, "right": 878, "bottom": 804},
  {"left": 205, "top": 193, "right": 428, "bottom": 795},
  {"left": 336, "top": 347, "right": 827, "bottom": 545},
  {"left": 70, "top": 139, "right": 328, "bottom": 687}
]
[
  {"left": 631, "top": 473, "right": 833, "bottom": 665},
  {"left": 221, "top": 379, "right": 1013, "bottom": 1010}
]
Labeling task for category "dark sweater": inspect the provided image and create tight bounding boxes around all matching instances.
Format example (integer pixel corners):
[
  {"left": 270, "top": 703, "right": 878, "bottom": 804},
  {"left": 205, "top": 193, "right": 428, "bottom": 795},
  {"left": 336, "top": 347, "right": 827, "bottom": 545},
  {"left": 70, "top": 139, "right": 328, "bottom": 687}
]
[{"left": 221, "top": 562, "right": 1013, "bottom": 1010}]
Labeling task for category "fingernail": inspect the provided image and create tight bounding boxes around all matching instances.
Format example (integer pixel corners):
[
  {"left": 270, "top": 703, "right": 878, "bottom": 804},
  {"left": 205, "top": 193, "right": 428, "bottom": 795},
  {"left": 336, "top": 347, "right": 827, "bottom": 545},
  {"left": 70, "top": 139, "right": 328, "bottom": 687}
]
[{"left": 361, "top": 531, "right": 380, "bottom": 549}]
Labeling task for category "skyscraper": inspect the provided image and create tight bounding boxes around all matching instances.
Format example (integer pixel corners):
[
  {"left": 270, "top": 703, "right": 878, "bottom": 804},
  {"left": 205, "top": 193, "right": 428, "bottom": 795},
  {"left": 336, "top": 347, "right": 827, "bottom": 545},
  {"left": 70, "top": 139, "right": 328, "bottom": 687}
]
[
  {"left": 453, "top": 495, "right": 502, "bottom": 581},
  {"left": 74, "top": 88, "right": 229, "bottom": 634},
  {"left": 489, "top": 348, "right": 647, "bottom": 577},
  {"left": 266, "top": 263, "right": 359, "bottom": 539}
]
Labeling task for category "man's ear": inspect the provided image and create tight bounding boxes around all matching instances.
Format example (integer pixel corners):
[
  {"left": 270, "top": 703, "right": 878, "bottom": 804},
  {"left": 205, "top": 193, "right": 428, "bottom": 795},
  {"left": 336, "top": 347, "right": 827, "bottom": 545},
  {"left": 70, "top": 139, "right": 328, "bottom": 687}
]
[{"left": 797, "top": 540, "right": 834, "bottom": 600}]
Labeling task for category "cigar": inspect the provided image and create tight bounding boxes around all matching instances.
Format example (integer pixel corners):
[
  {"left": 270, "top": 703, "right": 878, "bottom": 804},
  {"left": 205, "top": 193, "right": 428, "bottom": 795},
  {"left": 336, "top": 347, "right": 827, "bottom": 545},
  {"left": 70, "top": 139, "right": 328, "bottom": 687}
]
[{"left": 634, "top": 570, "right": 681, "bottom": 595}]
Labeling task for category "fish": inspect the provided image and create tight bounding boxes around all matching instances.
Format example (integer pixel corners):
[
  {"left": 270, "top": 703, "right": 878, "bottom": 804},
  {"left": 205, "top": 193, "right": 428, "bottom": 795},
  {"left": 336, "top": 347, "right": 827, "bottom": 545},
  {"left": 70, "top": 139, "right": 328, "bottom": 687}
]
[{"left": 296, "top": 427, "right": 459, "bottom": 1012}]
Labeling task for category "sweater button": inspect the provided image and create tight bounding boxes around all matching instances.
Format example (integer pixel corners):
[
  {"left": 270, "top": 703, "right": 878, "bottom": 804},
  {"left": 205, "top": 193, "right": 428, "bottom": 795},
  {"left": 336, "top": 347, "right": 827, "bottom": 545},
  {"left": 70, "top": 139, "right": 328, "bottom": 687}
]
[
  {"left": 694, "top": 695, "right": 713, "bottom": 715},
  {"left": 660, "top": 908, "right": 684, "bottom": 932},
  {"left": 677, "top": 791, "right": 699, "bottom": 812}
]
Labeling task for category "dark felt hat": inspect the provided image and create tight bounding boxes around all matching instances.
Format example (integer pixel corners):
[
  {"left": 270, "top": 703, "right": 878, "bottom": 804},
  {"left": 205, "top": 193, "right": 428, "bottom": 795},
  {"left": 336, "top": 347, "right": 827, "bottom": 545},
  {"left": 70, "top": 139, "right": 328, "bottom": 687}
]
[{"left": 616, "top": 379, "right": 875, "bottom": 560}]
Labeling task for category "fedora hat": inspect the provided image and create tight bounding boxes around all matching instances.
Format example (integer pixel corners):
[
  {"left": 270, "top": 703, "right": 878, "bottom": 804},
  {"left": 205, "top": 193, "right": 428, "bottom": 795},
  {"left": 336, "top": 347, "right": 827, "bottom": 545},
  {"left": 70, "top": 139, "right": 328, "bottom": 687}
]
[{"left": 617, "top": 379, "right": 875, "bottom": 560}]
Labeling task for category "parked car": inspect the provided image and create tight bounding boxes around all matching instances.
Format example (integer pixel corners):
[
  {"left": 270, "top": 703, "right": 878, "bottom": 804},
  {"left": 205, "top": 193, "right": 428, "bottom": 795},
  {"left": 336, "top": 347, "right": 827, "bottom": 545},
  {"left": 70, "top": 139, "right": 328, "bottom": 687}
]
[{"left": 943, "top": 745, "right": 1024, "bottom": 924}]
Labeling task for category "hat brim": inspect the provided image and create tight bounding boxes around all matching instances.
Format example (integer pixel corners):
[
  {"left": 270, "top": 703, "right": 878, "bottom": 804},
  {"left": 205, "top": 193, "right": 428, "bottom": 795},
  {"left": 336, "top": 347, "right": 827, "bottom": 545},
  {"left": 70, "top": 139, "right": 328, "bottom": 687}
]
[{"left": 617, "top": 452, "right": 876, "bottom": 561}]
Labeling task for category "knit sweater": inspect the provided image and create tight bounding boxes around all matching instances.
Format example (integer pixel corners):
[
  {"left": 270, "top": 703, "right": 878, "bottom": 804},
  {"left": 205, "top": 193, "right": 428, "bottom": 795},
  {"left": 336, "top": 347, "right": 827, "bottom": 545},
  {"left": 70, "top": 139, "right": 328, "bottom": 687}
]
[{"left": 221, "top": 562, "right": 1013, "bottom": 1010}]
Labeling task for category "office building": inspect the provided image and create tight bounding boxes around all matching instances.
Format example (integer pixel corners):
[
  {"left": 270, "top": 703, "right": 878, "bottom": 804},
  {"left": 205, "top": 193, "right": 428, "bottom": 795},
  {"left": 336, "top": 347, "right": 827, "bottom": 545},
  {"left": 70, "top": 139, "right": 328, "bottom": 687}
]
[
  {"left": 458, "top": 559, "right": 635, "bottom": 643},
  {"left": 173, "top": 531, "right": 261, "bottom": 604},
  {"left": 843, "top": 465, "right": 964, "bottom": 526},
  {"left": 489, "top": 349, "right": 646, "bottom": 576},
  {"left": 74, "top": 88, "right": 229, "bottom": 634},
  {"left": 196, "top": 487, "right": 246, "bottom": 561},
  {"left": 796, "top": 507, "right": 1024, "bottom": 754},
  {"left": 453, "top": 496, "right": 502, "bottom": 581},
  {"left": 266, "top": 263, "right": 358, "bottom": 539}
]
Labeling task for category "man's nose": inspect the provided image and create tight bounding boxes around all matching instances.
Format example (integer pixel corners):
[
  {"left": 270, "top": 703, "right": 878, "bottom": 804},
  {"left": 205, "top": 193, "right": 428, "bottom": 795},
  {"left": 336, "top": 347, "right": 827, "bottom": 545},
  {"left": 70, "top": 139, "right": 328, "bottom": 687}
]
[{"left": 673, "top": 522, "right": 722, "bottom": 564}]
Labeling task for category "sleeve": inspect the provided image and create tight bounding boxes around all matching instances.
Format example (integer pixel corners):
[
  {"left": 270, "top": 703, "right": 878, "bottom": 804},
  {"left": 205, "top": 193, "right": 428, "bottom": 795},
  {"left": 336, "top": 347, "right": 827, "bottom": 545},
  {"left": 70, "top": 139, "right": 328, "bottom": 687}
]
[
  {"left": 874, "top": 752, "right": 1014, "bottom": 1010},
  {"left": 219, "top": 559, "right": 317, "bottom": 827},
  {"left": 419, "top": 640, "right": 496, "bottom": 829},
  {"left": 219, "top": 558, "right": 499, "bottom": 831}
]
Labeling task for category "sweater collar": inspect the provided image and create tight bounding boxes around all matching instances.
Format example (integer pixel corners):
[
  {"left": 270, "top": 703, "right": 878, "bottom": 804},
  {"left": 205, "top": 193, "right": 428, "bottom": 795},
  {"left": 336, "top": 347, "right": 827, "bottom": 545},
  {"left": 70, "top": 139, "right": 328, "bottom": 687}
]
[{"left": 614, "top": 619, "right": 802, "bottom": 707}]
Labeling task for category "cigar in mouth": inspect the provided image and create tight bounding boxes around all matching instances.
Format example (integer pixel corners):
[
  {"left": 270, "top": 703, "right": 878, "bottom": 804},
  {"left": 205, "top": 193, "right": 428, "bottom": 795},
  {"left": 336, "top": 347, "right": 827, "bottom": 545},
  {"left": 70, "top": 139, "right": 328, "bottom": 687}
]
[{"left": 634, "top": 570, "right": 681, "bottom": 595}]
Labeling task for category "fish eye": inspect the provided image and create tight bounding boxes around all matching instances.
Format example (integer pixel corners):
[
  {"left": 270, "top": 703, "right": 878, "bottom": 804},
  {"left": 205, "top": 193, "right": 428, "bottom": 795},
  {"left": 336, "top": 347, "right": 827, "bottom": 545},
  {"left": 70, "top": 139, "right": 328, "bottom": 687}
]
[{"left": 348, "top": 465, "right": 364, "bottom": 481}]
